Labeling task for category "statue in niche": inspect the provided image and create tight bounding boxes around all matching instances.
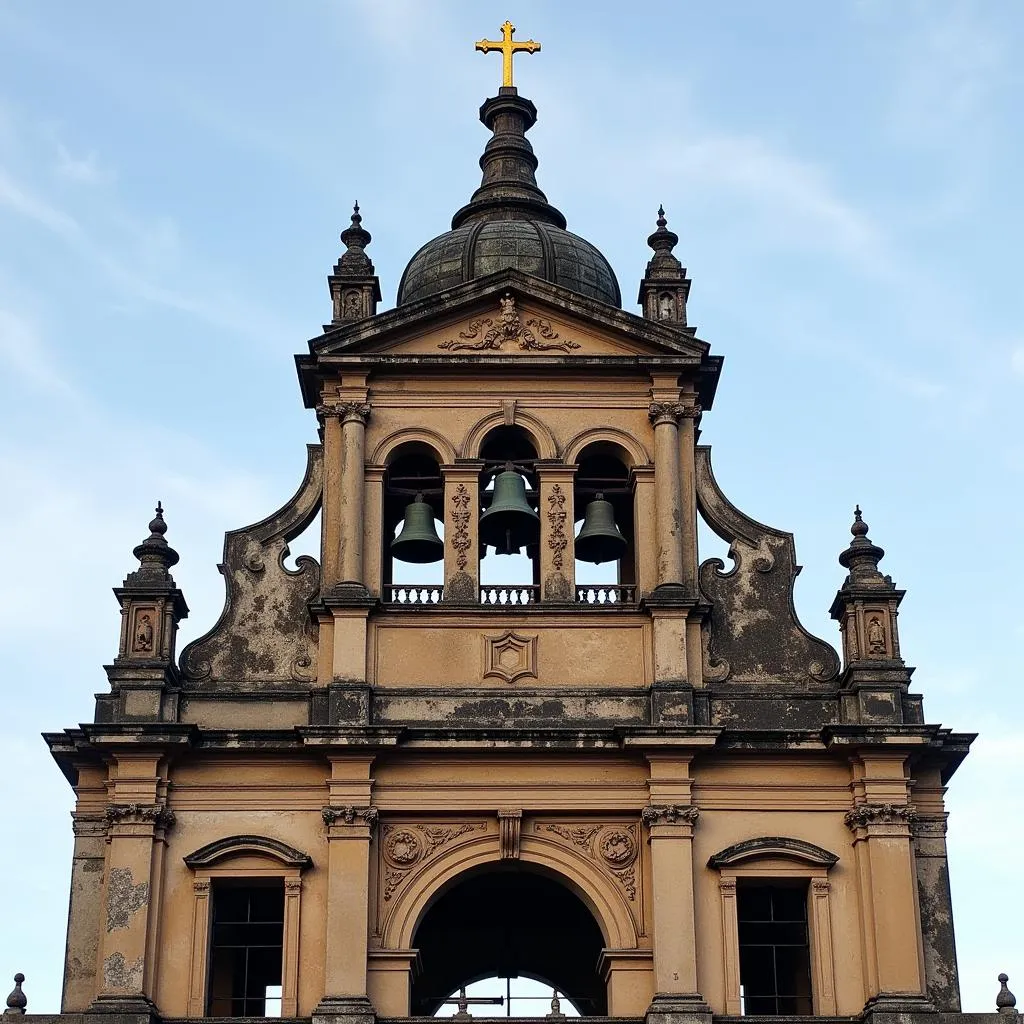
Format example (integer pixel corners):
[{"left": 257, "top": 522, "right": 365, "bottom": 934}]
[
  {"left": 658, "top": 293, "right": 674, "bottom": 320},
  {"left": 867, "top": 615, "right": 886, "bottom": 655},
  {"left": 343, "top": 290, "right": 361, "bottom": 317},
  {"left": 135, "top": 613, "right": 154, "bottom": 652}
]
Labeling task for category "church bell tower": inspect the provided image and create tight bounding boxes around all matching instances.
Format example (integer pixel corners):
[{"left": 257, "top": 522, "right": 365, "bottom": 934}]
[{"left": 27, "top": 22, "right": 1004, "bottom": 1024}]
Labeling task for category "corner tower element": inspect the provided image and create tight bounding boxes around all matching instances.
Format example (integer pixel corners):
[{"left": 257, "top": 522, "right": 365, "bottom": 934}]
[
  {"left": 100, "top": 503, "right": 188, "bottom": 723},
  {"left": 639, "top": 206, "right": 690, "bottom": 326},
  {"left": 830, "top": 507, "right": 914, "bottom": 724},
  {"left": 328, "top": 203, "right": 381, "bottom": 325}
]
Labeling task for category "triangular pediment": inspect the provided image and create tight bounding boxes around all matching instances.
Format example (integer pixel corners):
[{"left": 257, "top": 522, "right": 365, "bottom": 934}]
[{"left": 305, "top": 269, "right": 712, "bottom": 362}]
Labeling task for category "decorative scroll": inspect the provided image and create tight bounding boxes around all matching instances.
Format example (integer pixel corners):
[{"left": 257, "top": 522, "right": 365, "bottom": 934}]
[
  {"left": 695, "top": 445, "right": 840, "bottom": 687},
  {"left": 179, "top": 445, "right": 322, "bottom": 687},
  {"left": 440, "top": 294, "right": 580, "bottom": 353},
  {"left": 544, "top": 484, "right": 572, "bottom": 601}
]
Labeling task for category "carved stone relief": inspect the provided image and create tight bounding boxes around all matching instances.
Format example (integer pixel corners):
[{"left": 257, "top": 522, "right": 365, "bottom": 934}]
[
  {"left": 378, "top": 822, "right": 487, "bottom": 904},
  {"left": 482, "top": 630, "right": 538, "bottom": 683},
  {"left": 446, "top": 483, "right": 475, "bottom": 602},
  {"left": 534, "top": 821, "right": 640, "bottom": 903},
  {"left": 544, "top": 484, "right": 572, "bottom": 600},
  {"left": 439, "top": 294, "right": 580, "bottom": 353}
]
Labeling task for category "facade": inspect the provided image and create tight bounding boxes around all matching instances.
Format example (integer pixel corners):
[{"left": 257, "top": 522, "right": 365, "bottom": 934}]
[{"left": 6, "top": 36, "right": 1018, "bottom": 1024}]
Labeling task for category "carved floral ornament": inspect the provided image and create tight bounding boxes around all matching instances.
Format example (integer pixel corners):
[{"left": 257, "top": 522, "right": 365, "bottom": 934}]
[
  {"left": 535, "top": 822, "right": 640, "bottom": 902},
  {"left": 380, "top": 822, "right": 487, "bottom": 902},
  {"left": 440, "top": 293, "right": 580, "bottom": 353},
  {"left": 648, "top": 402, "right": 701, "bottom": 426}
]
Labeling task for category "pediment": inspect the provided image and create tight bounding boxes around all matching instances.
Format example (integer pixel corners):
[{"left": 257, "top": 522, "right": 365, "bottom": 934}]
[{"left": 305, "top": 269, "right": 712, "bottom": 364}]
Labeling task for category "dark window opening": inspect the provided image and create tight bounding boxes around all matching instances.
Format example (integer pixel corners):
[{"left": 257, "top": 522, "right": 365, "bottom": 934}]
[
  {"left": 207, "top": 880, "right": 284, "bottom": 1018},
  {"left": 738, "top": 882, "right": 812, "bottom": 1016}
]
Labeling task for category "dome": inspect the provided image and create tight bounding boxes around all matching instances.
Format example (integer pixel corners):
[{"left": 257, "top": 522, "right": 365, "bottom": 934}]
[
  {"left": 396, "top": 88, "right": 621, "bottom": 309},
  {"left": 398, "top": 220, "right": 621, "bottom": 307}
]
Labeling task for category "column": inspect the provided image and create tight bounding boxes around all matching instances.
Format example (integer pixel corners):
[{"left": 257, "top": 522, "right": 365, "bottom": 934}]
[
  {"left": 62, "top": 807, "right": 107, "bottom": 1010},
  {"left": 846, "top": 753, "right": 928, "bottom": 1009},
  {"left": 676, "top": 398, "right": 701, "bottom": 598},
  {"left": 339, "top": 403, "right": 371, "bottom": 586},
  {"left": 93, "top": 752, "right": 172, "bottom": 1014},
  {"left": 317, "top": 756, "right": 376, "bottom": 1023},
  {"left": 537, "top": 464, "right": 576, "bottom": 602},
  {"left": 642, "top": 753, "right": 709, "bottom": 1015},
  {"left": 318, "top": 405, "right": 344, "bottom": 589},
  {"left": 648, "top": 402, "right": 684, "bottom": 588},
  {"left": 442, "top": 463, "right": 482, "bottom": 602}
]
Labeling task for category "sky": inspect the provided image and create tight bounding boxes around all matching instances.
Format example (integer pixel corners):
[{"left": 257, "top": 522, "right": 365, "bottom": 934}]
[{"left": 0, "top": 0, "right": 1021, "bottom": 1014}]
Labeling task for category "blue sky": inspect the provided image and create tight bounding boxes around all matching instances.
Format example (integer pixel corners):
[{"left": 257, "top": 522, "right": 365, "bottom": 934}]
[{"left": 0, "top": 0, "right": 1021, "bottom": 1013}]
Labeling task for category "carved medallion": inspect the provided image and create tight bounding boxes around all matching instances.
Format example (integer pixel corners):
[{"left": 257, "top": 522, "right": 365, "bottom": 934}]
[
  {"left": 379, "top": 822, "right": 486, "bottom": 903},
  {"left": 536, "top": 821, "right": 640, "bottom": 903},
  {"left": 384, "top": 829, "right": 422, "bottom": 865}
]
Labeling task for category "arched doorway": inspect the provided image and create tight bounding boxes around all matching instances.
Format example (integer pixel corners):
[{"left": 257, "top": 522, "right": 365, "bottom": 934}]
[{"left": 411, "top": 865, "right": 607, "bottom": 1017}]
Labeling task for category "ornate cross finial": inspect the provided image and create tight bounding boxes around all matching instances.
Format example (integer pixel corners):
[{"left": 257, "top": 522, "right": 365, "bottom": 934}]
[{"left": 476, "top": 21, "right": 540, "bottom": 88}]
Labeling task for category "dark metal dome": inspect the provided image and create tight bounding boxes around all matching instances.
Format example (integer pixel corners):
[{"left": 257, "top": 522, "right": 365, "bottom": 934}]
[
  {"left": 397, "top": 88, "right": 621, "bottom": 309},
  {"left": 398, "top": 220, "right": 621, "bottom": 307}
]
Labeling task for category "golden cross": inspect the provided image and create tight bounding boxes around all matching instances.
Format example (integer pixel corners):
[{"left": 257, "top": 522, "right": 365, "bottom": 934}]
[{"left": 475, "top": 20, "right": 541, "bottom": 88}]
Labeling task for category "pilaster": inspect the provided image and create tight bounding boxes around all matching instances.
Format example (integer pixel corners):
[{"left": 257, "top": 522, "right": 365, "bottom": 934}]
[
  {"left": 537, "top": 464, "right": 576, "bottom": 602},
  {"left": 442, "top": 463, "right": 482, "bottom": 603}
]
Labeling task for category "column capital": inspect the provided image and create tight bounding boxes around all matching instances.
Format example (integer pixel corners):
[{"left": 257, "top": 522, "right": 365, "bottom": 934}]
[
  {"left": 322, "top": 805, "right": 379, "bottom": 834},
  {"left": 317, "top": 401, "right": 371, "bottom": 424},
  {"left": 844, "top": 801, "right": 917, "bottom": 834},
  {"left": 642, "top": 803, "right": 700, "bottom": 829},
  {"left": 105, "top": 802, "right": 176, "bottom": 835},
  {"left": 648, "top": 401, "right": 686, "bottom": 426}
]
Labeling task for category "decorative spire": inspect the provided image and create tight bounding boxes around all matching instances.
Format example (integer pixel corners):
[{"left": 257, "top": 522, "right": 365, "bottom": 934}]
[
  {"left": 328, "top": 202, "right": 382, "bottom": 323},
  {"left": 837, "top": 505, "right": 886, "bottom": 583},
  {"left": 450, "top": 87, "right": 566, "bottom": 230},
  {"left": 998, "top": 974, "right": 1018, "bottom": 1015},
  {"left": 130, "top": 502, "right": 180, "bottom": 582},
  {"left": 638, "top": 206, "right": 690, "bottom": 325},
  {"left": 4, "top": 974, "right": 26, "bottom": 1016},
  {"left": 338, "top": 202, "right": 373, "bottom": 275}
]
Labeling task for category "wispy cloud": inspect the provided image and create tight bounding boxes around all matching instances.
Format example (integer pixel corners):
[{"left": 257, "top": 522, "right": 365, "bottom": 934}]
[
  {"left": 0, "top": 306, "right": 81, "bottom": 400},
  {"left": 52, "top": 141, "right": 110, "bottom": 185}
]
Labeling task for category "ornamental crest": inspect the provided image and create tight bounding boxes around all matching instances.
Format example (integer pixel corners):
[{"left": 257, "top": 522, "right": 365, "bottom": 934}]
[{"left": 440, "top": 294, "right": 580, "bottom": 353}]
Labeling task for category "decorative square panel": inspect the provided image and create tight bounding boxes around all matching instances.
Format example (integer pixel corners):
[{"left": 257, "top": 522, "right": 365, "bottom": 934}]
[{"left": 482, "top": 630, "right": 538, "bottom": 684}]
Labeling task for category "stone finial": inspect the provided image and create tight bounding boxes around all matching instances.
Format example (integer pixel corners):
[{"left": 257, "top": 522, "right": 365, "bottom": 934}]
[
  {"left": 4, "top": 974, "right": 26, "bottom": 1016},
  {"left": 338, "top": 202, "right": 373, "bottom": 275},
  {"left": 838, "top": 505, "right": 886, "bottom": 582},
  {"left": 647, "top": 205, "right": 680, "bottom": 260},
  {"left": 130, "top": 502, "right": 180, "bottom": 580},
  {"left": 997, "top": 974, "right": 1017, "bottom": 1015}
]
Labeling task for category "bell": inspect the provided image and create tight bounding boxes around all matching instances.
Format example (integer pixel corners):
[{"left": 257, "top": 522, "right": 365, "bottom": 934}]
[
  {"left": 575, "top": 493, "right": 628, "bottom": 564},
  {"left": 391, "top": 494, "right": 444, "bottom": 564},
  {"left": 479, "top": 468, "right": 539, "bottom": 554}
]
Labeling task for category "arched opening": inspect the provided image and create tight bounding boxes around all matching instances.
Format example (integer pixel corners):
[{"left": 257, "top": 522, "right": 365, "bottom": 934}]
[
  {"left": 478, "top": 427, "right": 540, "bottom": 596},
  {"left": 573, "top": 444, "right": 635, "bottom": 598},
  {"left": 384, "top": 444, "right": 445, "bottom": 594},
  {"left": 411, "top": 866, "right": 607, "bottom": 1017}
]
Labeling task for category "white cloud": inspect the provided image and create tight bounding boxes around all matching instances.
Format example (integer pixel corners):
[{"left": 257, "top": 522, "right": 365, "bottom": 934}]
[{"left": 52, "top": 141, "right": 109, "bottom": 185}]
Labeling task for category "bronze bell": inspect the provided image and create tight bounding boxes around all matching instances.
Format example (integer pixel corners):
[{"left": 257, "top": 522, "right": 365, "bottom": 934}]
[
  {"left": 479, "top": 468, "right": 539, "bottom": 554},
  {"left": 575, "top": 493, "right": 627, "bottom": 564},
  {"left": 391, "top": 494, "right": 444, "bottom": 564}
]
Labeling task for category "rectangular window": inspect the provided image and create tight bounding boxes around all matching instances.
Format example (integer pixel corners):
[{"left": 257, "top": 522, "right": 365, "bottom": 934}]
[
  {"left": 737, "top": 882, "right": 812, "bottom": 1015},
  {"left": 207, "top": 881, "right": 285, "bottom": 1017}
]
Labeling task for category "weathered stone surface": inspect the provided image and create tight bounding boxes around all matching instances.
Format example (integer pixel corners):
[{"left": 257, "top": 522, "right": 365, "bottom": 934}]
[
  {"left": 179, "top": 445, "right": 322, "bottom": 689},
  {"left": 695, "top": 446, "right": 840, "bottom": 688}
]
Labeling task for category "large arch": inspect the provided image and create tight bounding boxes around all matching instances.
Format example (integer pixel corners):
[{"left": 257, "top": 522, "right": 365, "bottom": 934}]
[
  {"left": 382, "top": 832, "right": 637, "bottom": 954},
  {"left": 562, "top": 427, "right": 651, "bottom": 468},
  {"left": 371, "top": 427, "right": 458, "bottom": 467},
  {"left": 409, "top": 864, "right": 607, "bottom": 1016}
]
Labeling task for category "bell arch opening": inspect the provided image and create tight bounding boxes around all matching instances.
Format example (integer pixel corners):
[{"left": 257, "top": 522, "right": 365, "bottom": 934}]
[
  {"left": 573, "top": 443, "right": 635, "bottom": 595},
  {"left": 384, "top": 443, "right": 445, "bottom": 592},
  {"left": 410, "top": 864, "right": 607, "bottom": 1017}
]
